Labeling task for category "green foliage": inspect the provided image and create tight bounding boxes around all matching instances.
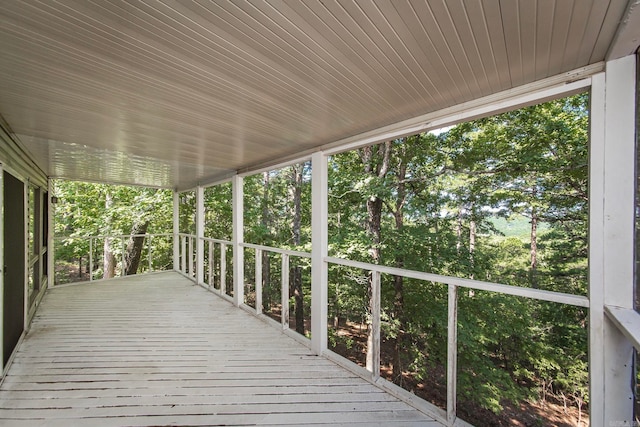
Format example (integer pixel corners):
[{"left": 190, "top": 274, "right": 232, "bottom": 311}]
[
  {"left": 326, "top": 93, "right": 589, "bottom": 421},
  {"left": 204, "top": 183, "right": 232, "bottom": 240},
  {"left": 54, "top": 181, "right": 173, "bottom": 237},
  {"left": 53, "top": 181, "right": 173, "bottom": 281},
  {"left": 52, "top": 93, "right": 591, "bottom": 424}
]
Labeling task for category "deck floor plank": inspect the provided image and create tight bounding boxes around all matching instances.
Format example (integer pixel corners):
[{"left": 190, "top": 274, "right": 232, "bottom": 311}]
[{"left": 0, "top": 272, "right": 440, "bottom": 426}]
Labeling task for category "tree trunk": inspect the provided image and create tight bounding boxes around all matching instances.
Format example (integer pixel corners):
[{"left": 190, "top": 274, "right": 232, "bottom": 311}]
[
  {"left": 103, "top": 191, "right": 116, "bottom": 279},
  {"left": 262, "top": 250, "right": 271, "bottom": 313},
  {"left": 290, "top": 164, "right": 305, "bottom": 334},
  {"left": 469, "top": 212, "right": 476, "bottom": 280},
  {"left": 529, "top": 208, "right": 538, "bottom": 288},
  {"left": 124, "top": 221, "right": 150, "bottom": 275},
  {"left": 359, "top": 143, "right": 391, "bottom": 376},
  {"left": 456, "top": 208, "right": 463, "bottom": 254}
]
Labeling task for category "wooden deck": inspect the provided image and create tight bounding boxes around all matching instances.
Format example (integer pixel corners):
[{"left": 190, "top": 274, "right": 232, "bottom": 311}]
[{"left": 0, "top": 272, "right": 440, "bottom": 426}]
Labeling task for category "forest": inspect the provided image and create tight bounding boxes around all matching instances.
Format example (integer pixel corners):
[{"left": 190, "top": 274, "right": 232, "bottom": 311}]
[{"left": 54, "top": 93, "right": 589, "bottom": 426}]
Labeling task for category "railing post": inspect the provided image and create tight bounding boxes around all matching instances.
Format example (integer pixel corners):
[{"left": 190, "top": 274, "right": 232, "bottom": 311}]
[
  {"left": 208, "top": 242, "right": 213, "bottom": 287},
  {"left": 188, "top": 236, "right": 193, "bottom": 278},
  {"left": 221, "top": 243, "right": 227, "bottom": 295},
  {"left": 172, "top": 191, "right": 180, "bottom": 271},
  {"left": 181, "top": 235, "right": 186, "bottom": 273},
  {"left": 89, "top": 237, "right": 93, "bottom": 281},
  {"left": 121, "top": 236, "right": 125, "bottom": 276},
  {"left": 148, "top": 235, "right": 152, "bottom": 273},
  {"left": 196, "top": 185, "right": 204, "bottom": 285},
  {"left": 447, "top": 284, "right": 459, "bottom": 425},
  {"left": 311, "top": 151, "right": 328, "bottom": 355},
  {"left": 366, "top": 270, "right": 381, "bottom": 380},
  {"left": 282, "top": 254, "right": 290, "bottom": 330},
  {"left": 232, "top": 175, "right": 244, "bottom": 306},
  {"left": 255, "top": 248, "right": 262, "bottom": 314}
]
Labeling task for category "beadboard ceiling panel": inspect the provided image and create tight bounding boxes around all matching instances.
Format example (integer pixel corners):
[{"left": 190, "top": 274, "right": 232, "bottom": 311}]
[{"left": 0, "top": 0, "right": 635, "bottom": 189}]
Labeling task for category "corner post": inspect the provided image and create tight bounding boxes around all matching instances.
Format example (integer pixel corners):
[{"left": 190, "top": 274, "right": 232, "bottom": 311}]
[
  {"left": 589, "top": 55, "right": 636, "bottom": 426},
  {"left": 47, "top": 179, "right": 54, "bottom": 288},
  {"left": 311, "top": 151, "right": 328, "bottom": 355},
  {"left": 172, "top": 190, "right": 179, "bottom": 272},
  {"left": 196, "top": 185, "right": 204, "bottom": 285},
  {"left": 0, "top": 164, "right": 4, "bottom": 374},
  {"left": 232, "top": 175, "right": 244, "bottom": 307}
]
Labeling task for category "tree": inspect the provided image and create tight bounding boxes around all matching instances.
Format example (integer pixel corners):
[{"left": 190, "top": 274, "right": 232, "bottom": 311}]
[
  {"left": 53, "top": 181, "right": 173, "bottom": 281},
  {"left": 289, "top": 163, "right": 306, "bottom": 334}
]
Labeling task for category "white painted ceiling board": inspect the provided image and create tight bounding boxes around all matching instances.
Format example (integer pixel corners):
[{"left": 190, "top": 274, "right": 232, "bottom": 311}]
[{"left": 0, "top": 0, "right": 635, "bottom": 189}]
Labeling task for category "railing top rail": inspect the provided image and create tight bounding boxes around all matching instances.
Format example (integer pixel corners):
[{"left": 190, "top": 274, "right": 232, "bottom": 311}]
[
  {"left": 54, "top": 233, "right": 172, "bottom": 240},
  {"left": 177, "top": 232, "right": 196, "bottom": 237},
  {"left": 326, "top": 256, "right": 589, "bottom": 308},
  {"left": 241, "top": 242, "right": 311, "bottom": 258},
  {"left": 201, "top": 237, "right": 232, "bottom": 245}
]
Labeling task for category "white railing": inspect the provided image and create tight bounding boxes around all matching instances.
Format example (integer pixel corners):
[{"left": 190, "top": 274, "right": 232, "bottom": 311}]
[
  {"left": 177, "top": 233, "right": 196, "bottom": 279},
  {"left": 324, "top": 256, "right": 589, "bottom": 424},
  {"left": 178, "top": 234, "right": 236, "bottom": 301},
  {"left": 240, "top": 243, "right": 311, "bottom": 332},
  {"left": 204, "top": 237, "right": 231, "bottom": 295},
  {"left": 52, "top": 227, "right": 596, "bottom": 426},
  {"left": 167, "top": 233, "right": 594, "bottom": 425},
  {"left": 53, "top": 233, "right": 173, "bottom": 284}
]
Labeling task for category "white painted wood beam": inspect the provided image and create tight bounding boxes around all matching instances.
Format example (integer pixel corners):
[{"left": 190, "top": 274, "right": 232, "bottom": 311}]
[
  {"left": 603, "top": 54, "right": 636, "bottom": 425},
  {"left": 607, "top": 0, "right": 640, "bottom": 60},
  {"left": 590, "top": 55, "right": 637, "bottom": 426},
  {"left": 605, "top": 306, "right": 640, "bottom": 350},
  {"left": 195, "top": 186, "right": 204, "bottom": 285},
  {"left": 232, "top": 175, "right": 244, "bottom": 307},
  {"left": 0, "top": 164, "right": 4, "bottom": 373},
  {"left": 23, "top": 181, "right": 28, "bottom": 330},
  {"left": 311, "top": 151, "right": 328, "bottom": 355},
  {"left": 47, "top": 180, "right": 54, "bottom": 289},
  {"left": 172, "top": 191, "right": 179, "bottom": 272}
]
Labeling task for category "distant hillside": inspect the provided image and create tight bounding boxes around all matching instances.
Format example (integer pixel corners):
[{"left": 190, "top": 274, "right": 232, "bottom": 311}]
[{"left": 490, "top": 215, "right": 549, "bottom": 241}]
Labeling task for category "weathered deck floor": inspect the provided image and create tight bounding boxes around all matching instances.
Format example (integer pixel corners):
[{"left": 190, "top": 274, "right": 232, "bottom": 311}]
[{"left": 0, "top": 272, "right": 440, "bottom": 426}]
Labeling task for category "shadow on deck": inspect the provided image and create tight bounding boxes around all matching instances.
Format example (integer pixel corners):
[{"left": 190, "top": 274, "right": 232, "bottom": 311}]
[{"left": 0, "top": 272, "right": 440, "bottom": 426}]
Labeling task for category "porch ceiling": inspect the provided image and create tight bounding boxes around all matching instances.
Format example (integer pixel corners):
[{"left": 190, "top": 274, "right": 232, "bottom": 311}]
[{"left": 0, "top": 0, "right": 637, "bottom": 189}]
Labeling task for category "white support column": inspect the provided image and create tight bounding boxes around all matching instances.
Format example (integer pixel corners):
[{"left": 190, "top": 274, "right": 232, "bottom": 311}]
[
  {"left": 0, "top": 164, "right": 4, "bottom": 372},
  {"left": 232, "top": 175, "right": 244, "bottom": 306},
  {"left": 589, "top": 71, "right": 606, "bottom": 426},
  {"left": 36, "top": 189, "right": 43, "bottom": 290},
  {"left": 589, "top": 55, "right": 636, "bottom": 426},
  {"left": 311, "top": 151, "right": 328, "bottom": 355},
  {"left": 23, "top": 181, "right": 28, "bottom": 329},
  {"left": 172, "top": 191, "right": 179, "bottom": 271},
  {"left": 47, "top": 180, "right": 54, "bottom": 288},
  {"left": 196, "top": 185, "right": 204, "bottom": 285}
]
